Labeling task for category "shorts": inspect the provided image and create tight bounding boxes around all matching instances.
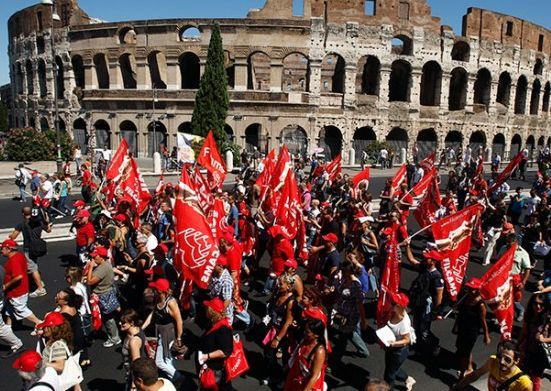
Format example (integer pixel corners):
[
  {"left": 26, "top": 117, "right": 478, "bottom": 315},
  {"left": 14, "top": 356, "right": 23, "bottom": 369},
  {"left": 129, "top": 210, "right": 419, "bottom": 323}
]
[
  {"left": 24, "top": 251, "right": 39, "bottom": 273},
  {"left": 5, "top": 295, "right": 33, "bottom": 320}
]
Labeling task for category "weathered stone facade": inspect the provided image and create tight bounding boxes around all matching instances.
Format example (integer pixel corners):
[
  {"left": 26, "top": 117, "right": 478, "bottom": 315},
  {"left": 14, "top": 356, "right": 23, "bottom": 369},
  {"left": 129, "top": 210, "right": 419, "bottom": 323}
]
[{"left": 7, "top": 0, "right": 551, "bottom": 161}]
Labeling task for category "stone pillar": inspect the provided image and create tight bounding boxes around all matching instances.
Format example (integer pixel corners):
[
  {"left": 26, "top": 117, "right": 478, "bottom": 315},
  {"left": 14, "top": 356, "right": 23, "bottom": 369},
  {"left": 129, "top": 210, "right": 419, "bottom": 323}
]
[
  {"left": 465, "top": 74, "right": 476, "bottom": 112},
  {"left": 84, "top": 61, "right": 97, "bottom": 89},
  {"left": 440, "top": 73, "right": 451, "bottom": 112},
  {"left": 136, "top": 59, "right": 149, "bottom": 90},
  {"left": 108, "top": 58, "right": 122, "bottom": 90},
  {"left": 20, "top": 64, "right": 28, "bottom": 96},
  {"left": 111, "top": 129, "right": 120, "bottom": 150},
  {"left": 485, "top": 146, "right": 492, "bottom": 162},
  {"left": 31, "top": 62, "right": 39, "bottom": 96},
  {"left": 379, "top": 66, "right": 391, "bottom": 109},
  {"left": 410, "top": 70, "right": 422, "bottom": 106},
  {"left": 200, "top": 59, "right": 206, "bottom": 78},
  {"left": 270, "top": 59, "right": 283, "bottom": 93},
  {"left": 344, "top": 64, "right": 357, "bottom": 108},
  {"left": 225, "top": 150, "right": 234, "bottom": 172},
  {"left": 234, "top": 58, "right": 247, "bottom": 92},
  {"left": 153, "top": 152, "right": 162, "bottom": 174},
  {"left": 488, "top": 80, "right": 499, "bottom": 115},
  {"left": 524, "top": 86, "right": 532, "bottom": 115},
  {"left": 348, "top": 148, "right": 355, "bottom": 165},
  {"left": 166, "top": 58, "right": 179, "bottom": 90},
  {"left": 308, "top": 59, "right": 322, "bottom": 105}
]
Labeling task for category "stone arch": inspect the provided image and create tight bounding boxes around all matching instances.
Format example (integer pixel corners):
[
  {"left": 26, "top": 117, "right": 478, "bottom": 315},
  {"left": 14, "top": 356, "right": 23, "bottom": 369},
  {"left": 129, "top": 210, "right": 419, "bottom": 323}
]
[
  {"left": 224, "top": 50, "right": 235, "bottom": 88},
  {"left": 118, "top": 26, "right": 137, "bottom": 45},
  {"left": 469, "top": 131, "right": 486, "bottom": 159},
  {"left": 55, "top": 56, "right": 65, "bottom": 99},
  {"left": 526, "top": 135, "right": 536, "bottom": 160},
  {"left": 94, "top": 120, "right": 111, "bottom": 150},
  {"left": 25, "top": 60, "right": 34, "bottom": 95},
  {"left": 391, "top": 35, "right": 412, "bottom": 55},
  {"left": 73, "top": 118, "right": 88, "bottom": 153},
  {"left": 282, "top": 52, "right": 309, "bottom": 92},
  {"left": 177, "top": 122, "right": 192, "bottom": 133},
  {"left": 93, "top": 53, "right": 110, "bottom": 89},
  {"left": 147, "top": 51, "right": 167, "bottom": 89},
  {"left": 40, "top": 117, "right": 50, "bottom": 132},
  {"left": 71, "top": 55, "right": 85, "bottom": 89},
  {"left": 473, "top": 68, "right": 491, "bottom": 110},
  {"left": 148, "top": 121, "right": 167, "bottom": 156},
  {"left": 281, "top": 125, "right": 308, "bottom": 157},
  {"left": 179, "top": 52, "right": 200, "bottom": 89},
  {"left": 224, "top": 124, "right": 234, "bottom": 143},
  {"left": 451, "top": 40, "right": 470, "bottom": 62},
  {"left": 510, "top": 133, "right": 522, "bottom": 157},
  {"left": 389, "top": 60, "right": 411, "bottom": 102},
  {"left": 321, "top": 53, "right": 345, "bottom": 94},
  {"left": 449, "top": 67, "right": 467, "bottom": 110},
  {"left": 538, "top": 136, "right": 545, "bottom": 149},
  {"left": 496, "top": 72, "right": 512, "bottom": 107},
  {"left": 492, "top": 133, "right": 505, "bottom": 158},
  {"left": 514, "top": 75, "right": 528, "bottom": 114},
  {"left": 357, "top": 55, "right": 380, "bottom": 96},
  {"left": 543, "top": 82, "right": 551, "bottom": 113},
  {"left": 119, "top": 120, "right": 137, "bottom": 156},
  {"left": 534, "top": 59, "right": 544, "bottom": 76},
  {"left": 320, "top": 126, "right": 343, "bottom": 159},
  {"left": 247, "top": 51, "right": 270, "bottom": 91},
  {"left": 445, "top": 131, "right": 463, "bottom": 152},
  {"left": 179, "top": 26, "right": 202, "bottom": 41},
  {"left": 386, "top": 127, "right": 408, "bottom": 162},
  {"left": 353, "top": 126, "right": 376, "bottom": 164},
  {"left": 15, "top": 63, "right": 23, "bottom": 95},
  {"left": 245, "top": 123, "right": 262, "bottom": 151},
  {"left": 416, "top": 128, "right": 437, "bottom": 158},
  {"left": 420, "top": 61, "right": 442, "bottom": 106},
  {"left": 119, "top": 53, "right": 137, "bottom": 89},
  {"left": 530, "top": 79, "right": 541, "bottom": 115},
  {"left": 38, "top": 59, "right": 47, "bottom": 97}
]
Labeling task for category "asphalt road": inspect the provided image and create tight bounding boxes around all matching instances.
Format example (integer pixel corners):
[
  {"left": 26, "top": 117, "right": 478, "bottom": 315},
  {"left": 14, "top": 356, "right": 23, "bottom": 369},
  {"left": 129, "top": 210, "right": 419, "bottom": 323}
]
[{"left": 0, "top": 237, "right": 548, "bottom": 390}]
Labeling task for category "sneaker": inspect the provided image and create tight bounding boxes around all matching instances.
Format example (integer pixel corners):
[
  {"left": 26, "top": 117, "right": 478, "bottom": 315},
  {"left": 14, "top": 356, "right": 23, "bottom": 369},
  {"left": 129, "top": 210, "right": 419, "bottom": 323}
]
[
  {"left": 55, "top": 215, "right": 64, "bottom": 220},
  {"left": 1, "top": 344, "right": 23, "bottom": 358},
  {"left": 243, "top": 300, "right": 249, "bottom": 311},
  {"left": 103, "top": 339, "right": 122, "bottom": 348},
  {"left": 29, "top": 288, "right": 47, "bottom": 298},
  {"left": 405, "top": 376, "right": 416, "bottom": 391}
]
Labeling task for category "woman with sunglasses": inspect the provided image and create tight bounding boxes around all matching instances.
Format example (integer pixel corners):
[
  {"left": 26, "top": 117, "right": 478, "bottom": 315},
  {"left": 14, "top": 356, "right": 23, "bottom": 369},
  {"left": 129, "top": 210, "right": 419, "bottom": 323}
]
[
  {"left": 56, "top": 288, "right": 90, "bottom": 369},
  {"left": 120, "top": 309, "right": 146, "bottom": 391},
  {"left": 452, "top": 340, "right": 532, "bottom": 390}
]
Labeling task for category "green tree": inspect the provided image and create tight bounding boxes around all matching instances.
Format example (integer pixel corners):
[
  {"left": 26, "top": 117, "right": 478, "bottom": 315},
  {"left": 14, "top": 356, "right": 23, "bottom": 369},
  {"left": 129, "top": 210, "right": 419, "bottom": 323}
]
[
  {"left": 191, "top": 22, "right": 229, "bottom": 146},
  {"left": 4, "top": 128, "right": 75, "bottom": 162},
  {"left": 0, "top": 102, "right": 9, "bottom": 133}
]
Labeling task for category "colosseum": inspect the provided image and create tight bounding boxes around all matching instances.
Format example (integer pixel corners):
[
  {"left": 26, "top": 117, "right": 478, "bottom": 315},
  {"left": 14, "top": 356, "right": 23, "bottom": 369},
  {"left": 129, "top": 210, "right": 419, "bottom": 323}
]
[{"left": 6, "top": 0, "right": 551, "bottom": 162}]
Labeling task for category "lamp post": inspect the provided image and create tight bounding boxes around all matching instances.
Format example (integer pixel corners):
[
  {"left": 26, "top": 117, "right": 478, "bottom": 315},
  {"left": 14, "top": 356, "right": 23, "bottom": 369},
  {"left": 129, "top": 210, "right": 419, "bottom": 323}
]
[
  {"left": 42, "top": 0, "right": 62, "bottom": 172},
  {"left": 152, "top": 87, "right": 158, "bottom": 156}
]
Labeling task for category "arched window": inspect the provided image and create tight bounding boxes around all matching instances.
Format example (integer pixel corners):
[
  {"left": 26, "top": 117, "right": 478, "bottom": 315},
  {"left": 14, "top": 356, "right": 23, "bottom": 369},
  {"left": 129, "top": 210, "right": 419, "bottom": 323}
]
[
  {"left": 55, "top": 56, "right": 64, "bottom": 99},
  {"left": 530, "top": 79, "right": 541, "bottom": 115},
  {"left": 25, "top": 60, "right": 34, "bottom": 95},
  {"left": 282, "top": 53, "right": 309, "bottom": 92},
  {"left": 420, "top": 61, "right": 442, "bottom": 106},
  {"left": 147, "top": 51, "right": 167, "bottom": 89},
  {"left": 445, "top": 131, "right": 463, "bottom": 152},
  {"left": 449, "top": 67, "right": 467, "bottom": 110},
  {"left": 473, "top": 68, "right": 491, "bottom": 110},
  {"left": 389, "top": 60, "right": 411, "bottom": 102},
  {"left": 93, "top": 54, "right": 110, "bottom": 89},
  {"left": 492, "top": 133, "right": 505, "bottom": 158},
  {"left": 320, "top": 126, "right": 343, "bottom": 158},
  {"left": 71, "top": 55, "right": 85, "bottom": 89},
  {"left": 73, "top": 118, "right": 88, "bottom": 153},
  {"left": 224, "top": 51, "right": 235, "bottom": 89},
  {"left": 38, "top": 60, "right": 47, "bottom": 97},
  {"left": 15, "top": 63, "right": 24, "bottom": 95},
  {"left": 391, "top": 35, "right": 412, "bottom": 55},
  {"left": 321, "top": 54, "right": 345, "bottom": 93},
  {"left": 247, "top": 52, "right": 270, "bottom": 91},
  {"left": 534, "top": 59, "right": 543, "bottom": 76},
  {"left": 180, "top": 26, "right": 201, "bottom": 41},
  {"left": 119, "top": 54, "right": 137, "bottom": 89},
  {"left": 281, "top": 125, "right": 308, "bottom": 157},
  {"left": 514, "top": 76, "right": 528, "bottom": 114},
  {"left": 148, "top": 121, "right": 168, "bottom": 156},
  {"left": 353, "top": 127, "right": 376, "bottom": 164},
  {"left": 469, "top": 131, "right": 486, "bottom": 159},
  {"left": 245, "top": 124, "right": 262, "bottom": 151},
  {"left": 119, "top": 120, "right": 137, "bottom": 156},
  {"left": 416, "top": 128, "right": 438, "bottom": 158},
  {"left": 451, "top": 41, "right": 470, "bottom": 62},
  {"left": 94, "top": 120, "right": 111, "bottom": 151},
  {"left": 386, "top": 128, "right": 409, "bottom": 163},
  {"left": 40, "top": 117, "right": 49, "bottom": 132},
  {"left": 510, "top": 134, "right": 522, "bottom": 157},
  {"left": 358, "top": 56, "right": 380, "bottom": 96},
  {"left": 496, "top": 72, "right": 512, "bottom": 107},
  {"left": 179, "top": 52, "right": 200, "bottom": 89}
]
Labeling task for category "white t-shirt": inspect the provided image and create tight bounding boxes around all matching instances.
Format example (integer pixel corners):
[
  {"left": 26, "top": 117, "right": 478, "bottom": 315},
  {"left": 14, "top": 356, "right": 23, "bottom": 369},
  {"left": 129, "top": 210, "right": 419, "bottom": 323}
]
[
  {"left": 525, "top": 195, "right": 541, "bottom": 215},
  {"left": 29, "top": 367, "right": 62, "bottom": 391},
  {"left": 146, "top": 234, "right": 159, "bottom": 254},
  {"left": 71, "top": 282, "right": 91, "bottom": 316},
  {"left": 158, "top": 378, "right": 177, "bottom": 390},
  {"left": 379, "top": 149, "right": 388, "bottom": 159},
  {"left": 40, "top": 180, "right": 54, "bottom": 200},
  {"left": 412, "top": 167, "right": 424, "bottom": 185},
  {"left": 387, "top": 313, "right": 412, "bottom": 341}
]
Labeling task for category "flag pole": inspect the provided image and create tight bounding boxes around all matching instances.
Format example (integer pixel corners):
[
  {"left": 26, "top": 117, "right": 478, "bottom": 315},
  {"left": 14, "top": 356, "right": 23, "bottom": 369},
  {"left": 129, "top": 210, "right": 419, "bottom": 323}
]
[
  {"left": 398, "top": 223, "right": 433, "bottom": 246},
  {"left": 443, "top": 293, "right": 468, "bottom": 319}
]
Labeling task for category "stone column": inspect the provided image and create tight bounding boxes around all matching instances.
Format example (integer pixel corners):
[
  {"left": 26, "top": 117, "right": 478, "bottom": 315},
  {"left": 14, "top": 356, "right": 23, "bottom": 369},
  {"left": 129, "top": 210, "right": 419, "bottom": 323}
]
[
  {"left": 31, "top": 61, "right": 39, "bottom": 97},
  {"left": 308, "top": 59, "right": 322, "bottom": 106},
  {"left": 344, "top": 64, "right": 357, "bottom": 108},
  {"left": 488, "top": 80, "right": 499, "bottom": 115},
  {"left": 136, "top": 59, "right": 149, "bottom": 89},
  {"left": 108, "top": 57, "right": 122, "bottom": 90},
  {"left": 84, "top": 60, "right": 97, "bottom": 89},
  {"left": 410, "top": 70, "right": 422, "bottom": 106},
  {"left": 465, "top": 74, "right": 476, "bottom": 112},
  {"left": 379, "top": 66, "right": 391, "bottom": 110},
  {"left": 524, "top": 86, "right": 532, "bottom": 115},
  {"left": 270, "top": 59, "right": 283, "bottom": 93},
  {"left": 20, "top": 63, "right": 28, "bottom": 96},
  {"left": 166, "top": 58, "right": 179, "bottom": 90},
  {"left": 200, "top": 59, "right": 206, "bottom": 78},
  {"left": 234, "top": 58, "right": 248, "bottom": 91},
  {"left": 440, "top": 73, "right": 451, "bottom": 112}
]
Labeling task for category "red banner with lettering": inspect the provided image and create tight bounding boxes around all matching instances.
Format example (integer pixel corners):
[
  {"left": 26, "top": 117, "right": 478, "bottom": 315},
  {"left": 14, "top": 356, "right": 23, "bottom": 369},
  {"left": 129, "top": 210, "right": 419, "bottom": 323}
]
[
  {"left": 325, "top": 154, "right": 342, "bottom": 182},
  {"left": 352, "top": 167, "right": 370, "bottom": 190},
  {"left": 376, "top": 237, "right": 401, "bottom": 327},
  {"left": 119, "top": 157, "right": 152, "bottom": 215},
  {"left": 487, "top": 152, "right": 523, "bottom": 195},
  {"left": 429, "top": 203, "right": 483, "bottom": 300},
  {"left": 390, "top": 164, "right": 407, "bottom": 193},
  {"left": 197, "top": 130, "right": 226, "bottom": 188},
  {"left": 106, "top": 138, "right": 130, "bottom": 182},
  {"left": 413, "top": 175, "right": 441, "bottom": 228}
]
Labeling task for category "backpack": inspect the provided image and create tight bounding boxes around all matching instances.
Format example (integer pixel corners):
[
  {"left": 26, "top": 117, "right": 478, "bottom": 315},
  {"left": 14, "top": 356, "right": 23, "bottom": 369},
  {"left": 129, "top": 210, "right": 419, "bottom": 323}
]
[
  {"left": 409, "top": 271, "right": 431, "bottom": 309},
  {"left": 15, "top": 170, "right": 23, "bottom": 187}
]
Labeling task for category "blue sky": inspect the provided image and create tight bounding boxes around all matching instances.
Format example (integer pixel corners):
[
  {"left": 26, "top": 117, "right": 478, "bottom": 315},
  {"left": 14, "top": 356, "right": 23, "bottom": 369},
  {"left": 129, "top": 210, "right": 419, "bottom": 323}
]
[{"left": 1, "top": 0, "right": 550, "bottom": 86}]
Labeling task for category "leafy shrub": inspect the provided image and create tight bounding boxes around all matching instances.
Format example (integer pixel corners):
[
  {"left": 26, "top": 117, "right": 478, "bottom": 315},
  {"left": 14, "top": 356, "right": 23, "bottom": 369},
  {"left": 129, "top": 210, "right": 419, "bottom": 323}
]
[{"left": 5, "top": 128, "right": 75, "bottom": 162}]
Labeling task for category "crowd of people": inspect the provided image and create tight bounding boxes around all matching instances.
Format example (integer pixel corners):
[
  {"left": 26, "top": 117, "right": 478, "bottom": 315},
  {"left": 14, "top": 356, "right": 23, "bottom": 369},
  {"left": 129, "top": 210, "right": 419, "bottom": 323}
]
[{"left": 2, "top": 139, "right": 551, "bottom": 391}]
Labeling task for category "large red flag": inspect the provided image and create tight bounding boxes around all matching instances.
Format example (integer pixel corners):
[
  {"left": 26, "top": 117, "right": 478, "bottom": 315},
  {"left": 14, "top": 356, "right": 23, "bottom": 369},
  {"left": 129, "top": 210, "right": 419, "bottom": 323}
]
[
  {"left": 106, "top": 139, "right": 130, "bottom": 182},
  {"left": 390, "top": 164, "right": 407, "bottom": 193},
  {"left": 197, "top": 130, "right": 226, "bottom": 188},
  {"left": 419, "top": 152, "right": 436, "bottom": 172},
  {"left": 487, "top": 152, "right": 523, "bottom": 195},
  {"left": 376, "top": 238, "right": 401, "bottom": 327},
  {"left": 255, "top": 149, "right": 277, "bottom": 188},
  {"left": 274, "top": 170, "right": 302, "bottom": 240},
  {"left": 207, "top": 198, "right": 229, "bottom": 241},
  {"left": 479, "top": 244, "right": 517, "bottom": 340},
  {"left": 191, "top": 167, "right": 215, "bottom": 215},
  {"left": 352, "top": 167, "right": 370, "bottom": 190},
  {"left": 270, "top": 145, "right": 291, "bottom": 191},
  {"left": 428, "top": 203, "right": 484, "bottom": 300},
  {"left": 173, "top": 198, "right": 220, "bottom": 289},
  {"left": 325, "top": 154, "right": 342, "bottom": 182},
  {"left": 411, "top": 167, "right": 437, "bottom": 198},
  {"left": 413, "top": 175, "right": 441, "bottom": 228},
  {"left": 119, "top": 158, "right": 152, "bottom": 215}
]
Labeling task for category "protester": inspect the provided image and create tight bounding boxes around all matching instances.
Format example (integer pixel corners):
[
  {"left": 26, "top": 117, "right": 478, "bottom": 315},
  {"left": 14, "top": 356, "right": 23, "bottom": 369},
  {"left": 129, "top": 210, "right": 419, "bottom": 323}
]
[
  {"left": 14, "top": 163, "right": 32, "bottom": 203},
  {"left": 13, "top": 350, "right": 62, "bottom": 391},
  {"left": 120, "top": 309, "right": 147, "bottom": 390},
  {"left": 131, "top": 357, "right": 177, "bottom": 391}
]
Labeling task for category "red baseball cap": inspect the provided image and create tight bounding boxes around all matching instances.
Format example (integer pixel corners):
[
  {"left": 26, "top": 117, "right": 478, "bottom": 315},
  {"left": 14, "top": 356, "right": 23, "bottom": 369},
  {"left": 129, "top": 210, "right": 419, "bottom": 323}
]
[
  {"left": 76, "top": 209, "right": 90, "bottom": 219},
  {"left": 389, "top": 291, "right": 410, "bottom": 308},
  {"left": 284, "top": 258, "right": 298, "bottom": 269},
  {"left": 149, "top": 278, "right": 170, "bottom": 292},
  {"left": 0, "top": 239, "right": 18, "bottom": 249},
  {"left": 465, "top": 277, "right": 483, "bottom": 290},
  {"left": 12, "top": 350, "right": 42, "bottom": 372},
  {"left": 203, "top": 298, "right": 225, "bottom": 313},
  {"left": 322, "top": 233, "right": 338, "bottom": 244},
  {"left": 37, "top": 311, "right": 66, "bottom": 329},
  {"left": 41, "top": 199, "right": 51, "bottom": 208},
  {"left": 114, "top": 214, "right": 127, "bottom": 222},
  {"left": 89, "top": 246, "right": 108, "bottom": 258},
  {"left": 72, "top": 200, "right": 86, "bottom": 208}
]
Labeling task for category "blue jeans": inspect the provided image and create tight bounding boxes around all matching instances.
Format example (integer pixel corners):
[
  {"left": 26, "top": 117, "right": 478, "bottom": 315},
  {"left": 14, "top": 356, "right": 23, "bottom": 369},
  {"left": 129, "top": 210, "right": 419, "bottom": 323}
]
[
  {"left": 351, "top": 321, "right": 370, "bottom": 357},
  {"left": 234, "top": 309, "right": 251, "bottom": 327},
  {"left": 19, "top": 185, "right": 27, "bottom": 202},
  {"left": 384, "top": 346, "right": 409, "bottom": 389},
  {"left": 155, "top": 336, "right": 182, "bottom": 382}
]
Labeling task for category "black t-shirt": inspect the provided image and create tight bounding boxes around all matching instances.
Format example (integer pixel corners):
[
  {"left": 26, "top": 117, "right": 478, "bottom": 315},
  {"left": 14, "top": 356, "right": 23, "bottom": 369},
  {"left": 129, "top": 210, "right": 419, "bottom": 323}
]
[
  {"left": 201, "top": 326, "right": 233, "bottom": 371},
  {"left": 323, "top": 249, "right": 341, "bottom": 277},
  {"left": 16, "top": 215, "right": 44, "bottom": 250},
  {"left": 427, "top": 268, "right": 444, "bottom": 298}
]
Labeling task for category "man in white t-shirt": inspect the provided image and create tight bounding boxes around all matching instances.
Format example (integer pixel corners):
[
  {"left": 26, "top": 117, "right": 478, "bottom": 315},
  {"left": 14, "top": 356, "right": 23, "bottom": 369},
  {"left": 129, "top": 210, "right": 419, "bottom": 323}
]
[
  {"left": 15, "top": 163, "right": 32, "bottom": 202},
  {"left": 13, "top": 350, "right": 62, "bottom": 391},
  {"left": 39, "top": 175, "right": 54, "bottom": 201},
  {"left": 379, "top": 148, "right": 388, "bottom": 169},
  {"left": 412, "top": 164, "right": 425, "bottom": 186},
  {"left": 131, "top": 357, "right": 177, "bottom": 391}
]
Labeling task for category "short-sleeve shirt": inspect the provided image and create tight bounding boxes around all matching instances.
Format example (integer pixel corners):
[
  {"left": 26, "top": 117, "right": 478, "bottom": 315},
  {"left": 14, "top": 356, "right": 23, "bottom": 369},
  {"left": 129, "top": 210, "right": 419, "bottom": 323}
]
[
  {"left": 92, "top": 261, "right": 114, "bottom": 295},
  {"left": 387, "top": 313, "right": 412, "bottom": 340},
  {"left": 488, "top": 355, "right": 532, "bottom": 391},
  {"left": 42, "top": 339, "right": 70, "bottom": 364},
  {"left": 498, "top": 245, "right": 531, "bottom": 275},
  {"left": 4, "top": 252, "right": 29, "bottom": 298},
  {"left": 225, "top": 241, "right": 243, "bottom": 274},
  {"left": 323, "top": 250, "right": 341, "bottom": 276},
  {"left": 40, "top": 181, "right": 54, "bottom": 200},
  {"left": 201, "top": 325, "right": 233, "bottom": 371},
  {"left": 76, "top": 222, "right": 95, "bottom": 247}
]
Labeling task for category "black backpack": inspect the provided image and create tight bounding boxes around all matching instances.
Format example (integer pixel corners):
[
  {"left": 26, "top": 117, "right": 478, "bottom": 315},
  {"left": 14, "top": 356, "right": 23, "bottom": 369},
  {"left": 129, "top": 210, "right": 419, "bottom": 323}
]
[{"left": 409, "top": 271, "right": 431, "bottom": 309}]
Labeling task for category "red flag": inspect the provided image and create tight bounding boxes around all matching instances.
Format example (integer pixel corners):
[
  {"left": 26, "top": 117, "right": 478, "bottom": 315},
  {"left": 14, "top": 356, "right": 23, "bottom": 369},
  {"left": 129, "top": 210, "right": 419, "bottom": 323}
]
[
  {"left": 376, "top": 237, "right": 401, "bottom": 327},
  {"left": 269, "top": 145, "right": 291, "bottom": 191},
  {"left": 411, "top": 167, "right": 437, "bottom": 198},
  {"left": 197, "top": 130, "right": 226, "bottom": 188},
  {"left": 479, "top": 244, "right": 517, "bottom": 340},
  {"left": 475, "top": 156, "right": 484, "bottom": 177},
  {"left": 178, "top": 166, "right": 198, "bottom": 199},
  {"left": 487, "top": 152, "right": 523, "bottom": 195},
  {"left": 325, "top": 154, "right": 342, "bottom": 182},
  {"left": 352, "top": 167, "right": 370, "bottom": 190},
  {"left": 255, "top": 149, "right": 277, "bottom": 188},
  {"left": 173, "top": 199, "right": 220, "bottom": 289},
  {"left": 119, "top": 158, "right": 152, "bottom": 215},
  {"left": 390, "top": 164, "right": 407, "bottom": 193},
  {"left": 207, "top": 198, "right": 229, "bottom": 240},
  {"left": 274, "top": 170, "right": 302, "bottom": 240},
  {"left": 419, "top": 152, "right": 435, "bottom": 172},
  {"left": 191, "top": 167, "right": 215, "bottom": 215},
  {"left": 106, "top": 139, "right": 130, "bottom": 182},
  {"left": 155, "top": 172, "right": 165, "bottom": 195},
  {"left": 413, "top": 175, "right": 441, "bottom": 228},
  {"left": 430, "top": 203, "right": 484, "bottom": 300}
]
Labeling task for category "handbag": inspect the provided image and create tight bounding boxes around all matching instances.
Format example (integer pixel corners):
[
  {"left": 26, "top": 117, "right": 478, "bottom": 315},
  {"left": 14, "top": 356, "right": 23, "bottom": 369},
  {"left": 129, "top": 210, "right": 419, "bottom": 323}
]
[
  {"left": 49, "top": 342, "right": 83, "bottom": 390},
  {"left": 533, "top": 242, "right": 551, "bottom": 257},
  {"left": 170, "top": 339, "right": 189, "bottom": 359},
  {"left": 225, "top": 334, "right": 249, "bottom": 381},
  {"left": 98, "top": 288, "right": 120, "bottom": 315},
  {"left": 542, "top": 342, "right": 551, "bottom": 368},
  {"left": 199, "top": 365, "right": 218, "bottom": 391}
]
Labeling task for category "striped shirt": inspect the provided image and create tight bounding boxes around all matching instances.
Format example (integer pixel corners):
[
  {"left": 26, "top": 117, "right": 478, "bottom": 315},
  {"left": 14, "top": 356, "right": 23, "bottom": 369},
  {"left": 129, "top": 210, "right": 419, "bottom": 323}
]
[{"left": 209, "top": 268, "right": 234, "bottom": 322}]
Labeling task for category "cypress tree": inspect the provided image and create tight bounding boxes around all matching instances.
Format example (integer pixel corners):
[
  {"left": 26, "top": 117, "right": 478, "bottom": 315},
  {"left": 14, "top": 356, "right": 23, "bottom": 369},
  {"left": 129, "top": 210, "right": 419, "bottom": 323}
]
[
  {"left": 0, "top": 102, "right": 8, "bottom": 132},
  {"left": 191, "top": 22, "right": 229, "bottom": 146}
]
